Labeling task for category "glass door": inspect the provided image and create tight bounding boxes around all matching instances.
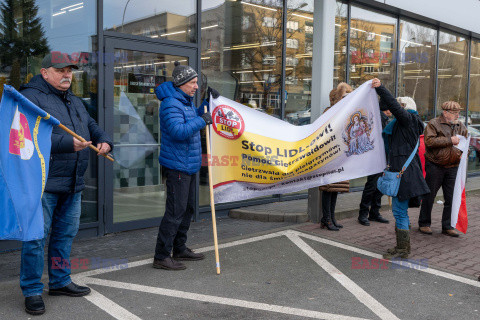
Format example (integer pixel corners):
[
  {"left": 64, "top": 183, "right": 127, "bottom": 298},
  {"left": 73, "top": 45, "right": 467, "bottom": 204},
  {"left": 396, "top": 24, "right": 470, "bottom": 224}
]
[{"left": 104, "top": 38, "right": 196, "bottom": 232}]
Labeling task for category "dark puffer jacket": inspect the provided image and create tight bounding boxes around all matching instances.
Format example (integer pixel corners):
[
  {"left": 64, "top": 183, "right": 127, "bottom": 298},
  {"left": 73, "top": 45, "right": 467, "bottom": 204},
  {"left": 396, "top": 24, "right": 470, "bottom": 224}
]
[
  {"left": 155, "top": 81, "right": 206, "bottom": 175},
  {"left": 20, "top": 75, "right": 113, "bottom": 193},
  {"left": 375, "top": 85, "right": 430, "bottom": 202}
]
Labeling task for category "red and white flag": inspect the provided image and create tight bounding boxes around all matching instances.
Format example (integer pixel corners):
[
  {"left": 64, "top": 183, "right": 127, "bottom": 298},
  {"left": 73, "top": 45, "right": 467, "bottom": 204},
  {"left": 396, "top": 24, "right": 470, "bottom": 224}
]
[
  {"left": 9, "top": 107, "right": 34, "bottom": 160},
  {"left": 451, "top": 135, "right": 470, "bottom": 234}
]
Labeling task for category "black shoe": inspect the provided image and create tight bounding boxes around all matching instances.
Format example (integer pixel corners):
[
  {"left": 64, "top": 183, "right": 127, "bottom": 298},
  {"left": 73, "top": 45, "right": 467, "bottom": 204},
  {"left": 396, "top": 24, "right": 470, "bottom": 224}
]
[
  {"left": 368, "top": 215, "right": 389, "bottom": 223},
  {"left": 358, "top": 217, "right": 370, "bottom": 226},
  {"left": 153, "top": 257, "right": 187, "bottom": 270},
  {"left": 25, "top": 295, "right": 45, "bottom": 315},
  {"left": 331, "top": 218, "right": 343, "bottom": 228},
  {"left": 173, "top": 248, "right": 205, "bottom": 261},
  {"left": 48, "top": 282, "right": 91, "bottom": 297},
  {"left": 320, "top": 221, "right": 339, "bottom": 231}
]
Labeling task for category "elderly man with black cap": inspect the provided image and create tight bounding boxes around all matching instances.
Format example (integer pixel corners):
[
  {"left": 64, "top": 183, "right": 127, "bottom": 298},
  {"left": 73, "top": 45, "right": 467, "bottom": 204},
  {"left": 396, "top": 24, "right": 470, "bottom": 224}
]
[
  {"left": 153, "top": 61, "right": 217, "bottom": 271},
  {"left": 19, "top": 52, "right": 113, "bottom": 315},
  {"left": 418, "top": 101, "right": 468, "bottom": 237}
]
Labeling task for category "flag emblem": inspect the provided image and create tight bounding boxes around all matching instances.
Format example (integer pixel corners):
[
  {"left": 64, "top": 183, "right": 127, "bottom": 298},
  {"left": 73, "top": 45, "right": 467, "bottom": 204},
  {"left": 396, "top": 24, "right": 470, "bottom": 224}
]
[{"left": 9, "top": 107, "right": 34, "bottom": 160}]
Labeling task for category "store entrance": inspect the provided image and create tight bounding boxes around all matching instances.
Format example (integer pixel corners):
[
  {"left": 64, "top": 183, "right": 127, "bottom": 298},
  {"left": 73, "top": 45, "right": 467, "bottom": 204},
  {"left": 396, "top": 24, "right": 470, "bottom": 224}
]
[{"left": 104, "top": 38, "right": 196, "bottom": 233}]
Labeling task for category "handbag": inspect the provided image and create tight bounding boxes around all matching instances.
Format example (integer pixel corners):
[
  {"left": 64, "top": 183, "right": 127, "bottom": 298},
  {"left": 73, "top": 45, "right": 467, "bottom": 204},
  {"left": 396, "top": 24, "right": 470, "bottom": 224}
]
[{"left": 377, "top": 140, "right": 420, "bottom": 197}]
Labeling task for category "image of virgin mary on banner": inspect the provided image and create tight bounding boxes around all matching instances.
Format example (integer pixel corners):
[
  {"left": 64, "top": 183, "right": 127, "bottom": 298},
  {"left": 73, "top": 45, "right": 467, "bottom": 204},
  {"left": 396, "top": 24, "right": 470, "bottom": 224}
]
[{"left": 342, "top": 111, "right": 375, "bottom": 156}]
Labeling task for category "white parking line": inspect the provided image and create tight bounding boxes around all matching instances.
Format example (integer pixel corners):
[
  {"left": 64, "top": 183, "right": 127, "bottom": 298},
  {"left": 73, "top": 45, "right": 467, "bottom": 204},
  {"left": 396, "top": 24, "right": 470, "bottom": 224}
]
[
  {"left": 84, "top": 288, "right": 142, "bottom": 320},
  {"left": 73, "top": 228, "right": 480, "bottom": 320},
  {"left": 74, "top": 231, "right": 286, "bottom": 279},
  {"left": 286, "top": 231, "right": 400, "bottom": 320},
  {"left": 84, "top": 277, "right": 371, "bottom": 320},
  {"left": 292, "top": 230, "right": 480, "bottom": 288}
]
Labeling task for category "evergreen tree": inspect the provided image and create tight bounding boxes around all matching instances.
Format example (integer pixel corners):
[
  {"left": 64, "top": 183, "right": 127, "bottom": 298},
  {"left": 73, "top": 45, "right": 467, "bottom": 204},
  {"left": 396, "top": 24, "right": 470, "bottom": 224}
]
[{"left": 0, "top": 0, "right": 50, "bottom": 89}]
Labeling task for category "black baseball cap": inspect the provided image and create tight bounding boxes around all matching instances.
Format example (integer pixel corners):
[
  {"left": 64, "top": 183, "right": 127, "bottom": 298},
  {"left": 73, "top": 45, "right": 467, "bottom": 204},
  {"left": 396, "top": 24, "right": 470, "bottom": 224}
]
[{"left": 41, "top": 52, "right": 79, "bottom": 69}]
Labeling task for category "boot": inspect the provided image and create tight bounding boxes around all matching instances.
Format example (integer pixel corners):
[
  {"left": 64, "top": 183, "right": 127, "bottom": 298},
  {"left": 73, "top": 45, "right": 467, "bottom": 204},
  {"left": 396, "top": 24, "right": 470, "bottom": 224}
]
[
  {"left": 331, "top": 211, "right": 343, "bottom": 228},
  {"left": 320, "top": 218, "right": 339, "bottom": 231},
  {"left": 383, "top": 229, "right": 410, "bottom": 259},
  {"left": 388, "top": 225, "right": 411, "bottom": 254}
]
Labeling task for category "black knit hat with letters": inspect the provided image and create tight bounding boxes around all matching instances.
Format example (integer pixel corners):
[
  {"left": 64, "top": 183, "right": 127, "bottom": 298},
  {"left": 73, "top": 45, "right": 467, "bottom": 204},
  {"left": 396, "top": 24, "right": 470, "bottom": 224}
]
[{"left": 172, "top": 61, "right": 198, "bottom": 87}]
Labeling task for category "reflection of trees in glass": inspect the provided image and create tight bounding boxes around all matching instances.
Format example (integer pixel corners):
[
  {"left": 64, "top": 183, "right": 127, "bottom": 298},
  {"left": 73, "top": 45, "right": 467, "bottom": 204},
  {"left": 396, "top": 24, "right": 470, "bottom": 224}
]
[
  {"left": 333, "top": 2, "right": 347, "bottom": 86},
  {"left": 470, "top": 41, "right": 480, "bottom": 119},
  {"left": 0, "top": 0, "right": 49, "bottom": 90},
  {"left": 201, "top": 0, "right": 310, "bottom": 114},
  {"left": 230, "top": 0, "right": 278, "bottom": 111},
  {"left": 398, "top": 22, "right": 436, "bottom": 120},
  {"left": 349, "top": 18, "right": 397, "bottom": 90},
  {"left": 437, "top": 32, "right": 468, "bottom": 107},
  {"left": 349, "top": 20, "right": 377, "bottom": 86}
]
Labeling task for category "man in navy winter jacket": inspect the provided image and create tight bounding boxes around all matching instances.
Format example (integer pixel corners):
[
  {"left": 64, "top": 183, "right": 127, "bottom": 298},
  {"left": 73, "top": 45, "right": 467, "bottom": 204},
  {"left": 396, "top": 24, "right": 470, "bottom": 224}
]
[
  {"left": 19, "top": 53, "right": 113, "bottom": 315},
  {"left": 153, "top": 62, "right": 214, "bottom": 271}
]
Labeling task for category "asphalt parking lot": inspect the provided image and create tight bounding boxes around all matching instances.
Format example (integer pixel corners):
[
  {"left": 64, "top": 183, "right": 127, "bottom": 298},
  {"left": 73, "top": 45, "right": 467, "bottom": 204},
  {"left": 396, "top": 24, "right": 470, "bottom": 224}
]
[{"left": 1, "top": 228, "right": 479, "bottom": 320}]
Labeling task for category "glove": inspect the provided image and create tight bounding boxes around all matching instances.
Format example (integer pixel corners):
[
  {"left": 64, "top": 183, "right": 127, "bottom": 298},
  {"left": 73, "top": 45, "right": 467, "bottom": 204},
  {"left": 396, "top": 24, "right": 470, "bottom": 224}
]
[
  {"left": 207, "top": 87, "right": 220, "bottom": 99},
  {"left": 201, "top": 112, "right": 213, "bottom": 125}
]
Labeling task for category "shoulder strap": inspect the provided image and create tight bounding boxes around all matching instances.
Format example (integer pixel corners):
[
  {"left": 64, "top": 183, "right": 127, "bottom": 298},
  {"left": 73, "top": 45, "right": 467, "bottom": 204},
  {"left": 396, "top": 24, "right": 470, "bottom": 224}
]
[{"left": 401, "top": 139, "right": 420, "bottom": 173}]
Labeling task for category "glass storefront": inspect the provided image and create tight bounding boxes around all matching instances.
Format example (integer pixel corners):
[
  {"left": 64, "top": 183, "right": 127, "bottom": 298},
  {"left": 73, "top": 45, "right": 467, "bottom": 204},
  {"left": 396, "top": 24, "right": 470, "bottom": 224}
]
[
  {"left": 436, "top": 31, "right": 469, "bottom": 118},
  {"left": 333, "top": 1, "right": 347, "bottom": 86},
  {"left": 348, "top": 6, "right": 397, "bottom": 93},
  {"left": 397, "top": 20, "right": 437, "bottom": 122},
  {"left": 1, "top": 0, "right": 480, "bottom": 242},
  {"left": 103, "top": 0, "right": 197, "bottom": 42},
  {"left": 468, "top": 39, "right": 480, "bottom": 173},
  {"left": 284, "top": 0, "right": 314, "bottom": 126},
  {"left": 111, "top": 50, "right": 189, "bottom": 223},
  {"left": 201, "top": 0, "right": 283, "bottom": 118},
  {"left": 0, "top": 0, "right": 99, "bottom": 223},
  {"left": 200, "top": 0, "right": 286, "bottom": 206}
]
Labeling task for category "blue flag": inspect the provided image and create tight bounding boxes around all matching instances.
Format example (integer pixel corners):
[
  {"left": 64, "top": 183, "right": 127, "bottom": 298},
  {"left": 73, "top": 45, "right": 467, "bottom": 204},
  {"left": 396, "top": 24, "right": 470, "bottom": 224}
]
[{"left": 0, "top": 85, "right": 60, "bottom": 241}]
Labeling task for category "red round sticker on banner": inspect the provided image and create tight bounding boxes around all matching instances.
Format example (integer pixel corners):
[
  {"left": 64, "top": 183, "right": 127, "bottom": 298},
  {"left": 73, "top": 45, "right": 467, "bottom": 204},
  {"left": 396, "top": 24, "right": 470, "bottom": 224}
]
[{"left": 212, "top": 105, "right": 245, "bottom": 140}]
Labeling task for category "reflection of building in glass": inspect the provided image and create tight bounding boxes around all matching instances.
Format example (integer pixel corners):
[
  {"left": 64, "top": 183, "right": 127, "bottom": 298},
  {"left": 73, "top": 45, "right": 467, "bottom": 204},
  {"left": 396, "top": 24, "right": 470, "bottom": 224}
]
[
  {"left": 109, "top": 12, "right": 196, "bottom": 42},
  {"left": 200, "top": 1, "right": 313, "bottom": 117},
  {"left": 347, "top": 18, "right": 397, "bottom": 89}
]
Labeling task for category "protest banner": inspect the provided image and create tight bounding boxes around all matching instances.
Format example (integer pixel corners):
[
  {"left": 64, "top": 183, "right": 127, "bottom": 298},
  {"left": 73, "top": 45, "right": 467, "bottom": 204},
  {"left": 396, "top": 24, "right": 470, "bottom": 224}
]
[{"left": 208, "top": 80, "right": 386, "bottom": 204}]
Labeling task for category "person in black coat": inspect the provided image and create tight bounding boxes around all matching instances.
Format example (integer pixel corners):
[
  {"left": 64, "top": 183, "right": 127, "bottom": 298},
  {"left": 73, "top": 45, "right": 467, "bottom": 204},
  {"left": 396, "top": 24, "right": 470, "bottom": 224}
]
[
  {"left": 372, "top": 78, "right": 430, "bottom": 259},
  {"left": 357, "top": 101, "right": 392, "bottom": 226},
  {"left": 19, "top": 53, "right": 113, "bottom": 315}
]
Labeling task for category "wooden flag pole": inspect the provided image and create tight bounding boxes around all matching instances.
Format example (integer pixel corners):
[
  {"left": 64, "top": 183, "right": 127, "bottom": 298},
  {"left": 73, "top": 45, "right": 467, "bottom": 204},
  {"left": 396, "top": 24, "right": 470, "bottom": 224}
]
[
  {"left": 58, "top": 124, "right": 114, "bottom": 162},
  {"left": 204, "top": 105, "right": 221, "bottom": 275}
]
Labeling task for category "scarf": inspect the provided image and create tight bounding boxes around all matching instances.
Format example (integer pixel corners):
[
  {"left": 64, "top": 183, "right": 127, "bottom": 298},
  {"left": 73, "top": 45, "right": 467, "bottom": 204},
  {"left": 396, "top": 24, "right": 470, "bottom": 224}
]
[{"left": 382, "top": 109, "right": 419, "bottom": 156}]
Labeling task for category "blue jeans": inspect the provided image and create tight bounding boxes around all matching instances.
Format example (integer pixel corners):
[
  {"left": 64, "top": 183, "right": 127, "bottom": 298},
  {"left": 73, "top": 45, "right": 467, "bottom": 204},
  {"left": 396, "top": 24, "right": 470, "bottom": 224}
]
[
  {"left": 20, "top": 192, "right": 82, "bottom": 297},
  {"left": 392, "top": 197, "right": 410, "bottom": 230}
]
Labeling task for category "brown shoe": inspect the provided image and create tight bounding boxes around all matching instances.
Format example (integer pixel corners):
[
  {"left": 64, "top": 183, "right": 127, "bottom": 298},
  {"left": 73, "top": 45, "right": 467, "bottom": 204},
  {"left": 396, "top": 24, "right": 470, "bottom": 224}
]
[
  {"left": 153, "top": 257, "right": 186, "bottom": 270},
  {"left": 442, "top": 229, "right": 460, "bottom": 237},
  {"left": 173, "top": 248, "right": 205, "bottom": 261},
  {"left": 419, "top": 226, "right": 433, "bottom": 235}
]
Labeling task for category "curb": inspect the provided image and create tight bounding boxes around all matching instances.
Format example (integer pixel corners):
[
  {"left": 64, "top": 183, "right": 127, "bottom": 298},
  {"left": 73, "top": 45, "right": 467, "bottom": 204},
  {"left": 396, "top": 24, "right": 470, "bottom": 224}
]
[
  {"left": 228, "top": 188, "right": 480, "bottom": 223},
  {"left": 228, "top": 208, "right": 358, "bottom": 223},
  {"left": 229, "top": 209, "right": 309, "bottom": 223}
]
